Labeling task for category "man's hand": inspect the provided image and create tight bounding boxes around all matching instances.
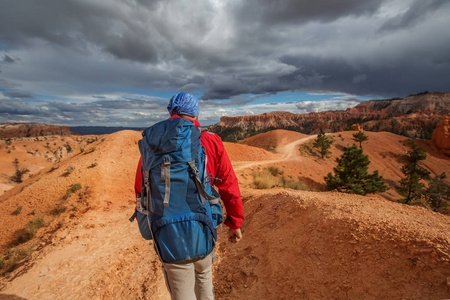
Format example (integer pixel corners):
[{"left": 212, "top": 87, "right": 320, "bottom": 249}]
[{"left": 228, "top": 228, "right": 242, "bottom": 243}]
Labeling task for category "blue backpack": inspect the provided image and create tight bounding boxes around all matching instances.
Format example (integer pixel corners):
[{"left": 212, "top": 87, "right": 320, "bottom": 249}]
[{"left": 130, "top": 117, "right": 224, "bottom": 264}]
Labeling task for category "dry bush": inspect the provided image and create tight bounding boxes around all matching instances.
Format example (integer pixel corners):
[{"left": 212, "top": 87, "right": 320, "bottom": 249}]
[
  {"left": 267, "top": 166, "right": 283, "bottom": 176},
  {"left": 16, "top": 214, "right": 46, "bottom": 244},
  {"left": 253, "top": 169, "right": 279, "bottom": 189},
  {"left": 279, "top": 176, "right": 308, "bottom": 190},
  {"left": 52, "top": 202, "right": 66, "bottom": 215},
  {"left": 298, "top": 141, "right": 315, "bottom": 157},
  {"left": 253, "top": 167, "right": 307, "bottom": 190},
  {"left": 0, "top": 247, "right": 33, "bottom": 275},
  {"left": 63, "top": 166, "right": 75, "bottom": 176}
]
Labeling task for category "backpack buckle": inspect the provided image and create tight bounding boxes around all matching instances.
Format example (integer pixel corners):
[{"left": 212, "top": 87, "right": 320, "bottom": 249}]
[
  {"left": 188, "top": 161, "right": 200, "bottom": 176},
  {"left": 163, "top": 156, "right": 171, "bottom": 166}
]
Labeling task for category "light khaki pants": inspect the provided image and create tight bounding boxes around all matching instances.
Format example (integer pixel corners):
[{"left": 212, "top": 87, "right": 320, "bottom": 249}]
[{"left": 163, "top": 253, "right": 215, "bottom": 300}]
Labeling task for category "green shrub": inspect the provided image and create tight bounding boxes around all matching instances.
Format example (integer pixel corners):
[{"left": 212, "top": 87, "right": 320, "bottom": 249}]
[
  {"left": 62, "top": 191, "right": 72, "bottom": 200},
  {"left": 87, "top": 137, "right": 98, "bottom": 144},
  {"left": 17, "top": 214, "right": 46, "bottom": 243},
  {"left": 267, "top": 166, "right": 283, "bottom": 176},
  {"left": 298, "top": 142, "right": 315, "bottom": 157},
  {"left": 52, "top": 202, "right": 66, "bottom": 215},
  {"left": 70, "top": 183, "right": 82, "bottom": 193},
  {"left": 64, "top": 166, "right": 75, "bottom": 176},
  {"left": 65, "top": 143, "right": 72, "bottom": 153},
  {"left": 13, "top": 206, "right": 22, "bottom": 215}
]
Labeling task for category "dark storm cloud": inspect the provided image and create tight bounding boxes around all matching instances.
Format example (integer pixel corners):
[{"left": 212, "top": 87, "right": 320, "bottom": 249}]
[
  {"left": 2, "top": 55, "right": 15, "bottom": 63},
  {"left": 199, "top": 95, "right": 255, "bottom": 109},
  {"left": 94, "top": 99, "right": 164, "bottom": 110},
  {"left": 232, "top": 0, "right": 385, "bottom": 25},
  {"left": 0, "top": 0, "right": 449, "bottom": 126},
  {"left": 0, "top": 0, "right": 160, "bottom": 62},
  {"left": 0, "top": 96, "right": 168, "bottom": 126},
  {"left": 381, "top": 0, "right": 450, "bottom": 31},
  {"left": 0, "top": 78, "right": 19, "bottom": 89},
  {"left": 3, "top": 91, "right": 34, "bottom": 99},
  {"left": 0, "top": 98, "right": 44, "bottom": 116},
  {"left": 279, "top": 49, "right": 450, "bottom": 97}
]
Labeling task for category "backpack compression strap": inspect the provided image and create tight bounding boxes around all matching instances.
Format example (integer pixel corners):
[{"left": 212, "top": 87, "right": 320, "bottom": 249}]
[
  {"left": 129, "top": 165, "right": 153, "bottom": 222},
  {"left": 161, "top": 156, "right": 171, "bottom": 206},
  {"left": 187, "top": 161, "right": 220, "bottom": 206}
]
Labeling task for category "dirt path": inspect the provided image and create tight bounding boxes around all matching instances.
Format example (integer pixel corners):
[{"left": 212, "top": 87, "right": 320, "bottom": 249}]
[{"left": 233, "top": 134, "right": 317, "bottom": 171}]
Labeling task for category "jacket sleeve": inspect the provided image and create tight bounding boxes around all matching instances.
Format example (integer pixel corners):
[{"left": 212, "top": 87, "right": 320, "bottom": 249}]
[
  {"left": 135, "top": 157, "right": 143, "bottom": 196},
  {"left": 201, "top": 132, "right": 244, "bottom": 229}
]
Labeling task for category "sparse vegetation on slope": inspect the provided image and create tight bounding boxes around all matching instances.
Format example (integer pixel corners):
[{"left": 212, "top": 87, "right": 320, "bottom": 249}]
[{"left": 16, "top": 214, "right": 46, "bottom": 244}]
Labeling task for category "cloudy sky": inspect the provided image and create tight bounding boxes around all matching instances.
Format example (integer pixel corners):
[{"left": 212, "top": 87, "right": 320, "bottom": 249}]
[{"left": 1, "top": 0, "right": 449, "bottom": 127}]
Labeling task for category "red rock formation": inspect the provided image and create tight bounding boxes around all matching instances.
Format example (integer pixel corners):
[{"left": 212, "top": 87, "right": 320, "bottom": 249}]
[
  {"left": 210, "top": 92, "right": 450, "bottom": 140},
  {"left": 431, "top": 117, "right": 450, "bottom": 155},
  {"left": 351, "top": 124, "right": 362, "bottom": 131},
  {"left": 0, "top": 123, "right": 73, "bottom": 138}
]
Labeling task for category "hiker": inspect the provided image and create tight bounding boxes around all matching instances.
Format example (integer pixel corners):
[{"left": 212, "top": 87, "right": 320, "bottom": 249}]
[{"left": 133, "top": 91, "right": 244, "bottom": 300}]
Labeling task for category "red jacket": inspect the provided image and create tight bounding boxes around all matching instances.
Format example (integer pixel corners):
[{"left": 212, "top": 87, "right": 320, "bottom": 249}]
[{"left": 134, "top": 115, "right": 244, "bottom": 229}]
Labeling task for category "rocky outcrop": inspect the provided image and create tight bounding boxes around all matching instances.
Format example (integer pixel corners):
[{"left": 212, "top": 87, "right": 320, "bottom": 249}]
[
  {"left": 431, "top": 117, "right": 450, "bottom": 155},
  {"left": 210, "top": 92, "right": 450, "bottom": 141},
  {"left": 351, "top": 124, "right": 363, "bottom": 131},
  {"left": 0, "top": 123, "right": 73, "bottom": 138},
  {"left": 349, "top": 92, "right": 450, "bottom": 116}
]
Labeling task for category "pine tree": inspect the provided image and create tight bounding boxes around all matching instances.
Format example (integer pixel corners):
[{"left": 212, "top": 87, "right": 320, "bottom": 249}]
[
  {"left": 325, "top": 145, "right": 388, "bottom": 195},
  {"left": 313, "top": 129, "right": 334, "bottom": 159},
  {"left": 425, "top": 173, "right": 450, "bottom": 212},
  {"left": 352, "top": 131, "right": 368, "bottom": 149},
  {"left": 10, "top": 158, "right": 29, "bottom": 183},
  {"left": 397, "top": 139, "right": 430, "bottom": 204}
]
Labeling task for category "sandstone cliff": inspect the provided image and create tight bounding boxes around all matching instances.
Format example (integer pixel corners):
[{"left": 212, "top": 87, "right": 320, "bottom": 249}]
[
  {"left": 0, "top": 123, "right": 73, "bottom": 138},
  {"left": 210, "top": 92, "right": 450, "bottom": 141},
  {"left": 431, "top": 116, "right": 450, "bottom": 155}
]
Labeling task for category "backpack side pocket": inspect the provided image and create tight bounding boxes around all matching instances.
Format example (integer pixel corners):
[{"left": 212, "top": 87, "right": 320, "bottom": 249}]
[{"left": 136, "top": 211, "right": 152, "bottom": 240}]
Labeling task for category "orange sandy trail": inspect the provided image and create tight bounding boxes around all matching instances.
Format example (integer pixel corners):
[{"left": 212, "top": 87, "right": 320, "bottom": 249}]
[
  {"left": 233, "top": 134, "right": 317, "bottom": 171},
  {"left": 0, "top": 131, "right": 171, "bottom": 299},
  {"left": 0, "top": 130, "right": 449, "bottom": 300}
]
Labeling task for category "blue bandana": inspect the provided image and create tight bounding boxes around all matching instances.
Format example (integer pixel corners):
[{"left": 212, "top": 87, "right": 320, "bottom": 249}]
[{"left": 167, "top": 92, "right": 199, "bottom": 117}]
